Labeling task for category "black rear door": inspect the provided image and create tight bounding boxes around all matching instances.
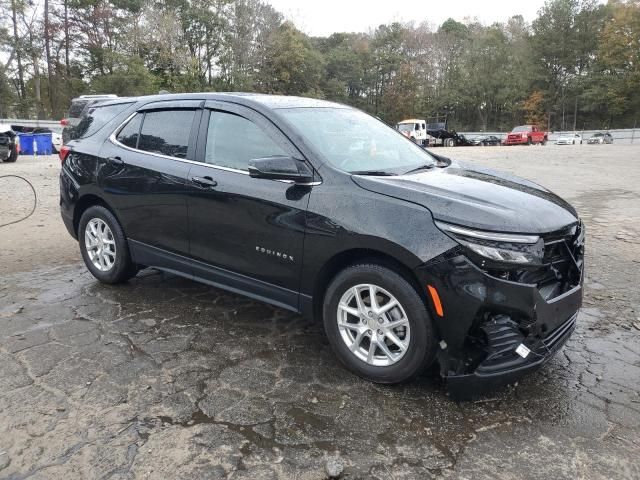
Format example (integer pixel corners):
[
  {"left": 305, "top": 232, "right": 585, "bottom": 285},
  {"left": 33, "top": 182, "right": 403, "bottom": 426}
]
[
  {"left": 98, "top": 101, "right": 202, "bottom": 268},
  {"left": 186, "top": 101, "right": 313, "bottom": 311}
]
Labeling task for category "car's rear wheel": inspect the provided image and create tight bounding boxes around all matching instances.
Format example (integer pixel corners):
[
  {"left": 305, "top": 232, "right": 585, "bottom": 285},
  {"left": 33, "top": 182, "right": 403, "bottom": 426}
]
[
  {"left": 79, "top": 205, "right": 138, "bottom": 284},
  {"left": 323, "top": 263, "right": 437, "bottom": 384}
]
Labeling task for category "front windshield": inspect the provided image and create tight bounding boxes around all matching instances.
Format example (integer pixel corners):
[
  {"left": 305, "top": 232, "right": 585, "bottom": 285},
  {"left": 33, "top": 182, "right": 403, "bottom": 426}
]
[
  {"left": 397, "top": 124, "right": 413, "bottom": 133},
  {"left": 512, "top": 126, "right": 530, "bottom": 133},
  {"left": 593, "top": 133, "right": 603, "bottom": 137},
  {"left": 280, "top": 107, "right": 436, "bottom": 174}
]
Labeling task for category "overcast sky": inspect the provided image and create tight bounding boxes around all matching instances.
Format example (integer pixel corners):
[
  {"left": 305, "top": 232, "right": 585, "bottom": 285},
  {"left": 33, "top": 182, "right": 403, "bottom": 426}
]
[{"left": 266, "top": 0, "right": 547, "bottom": 36}]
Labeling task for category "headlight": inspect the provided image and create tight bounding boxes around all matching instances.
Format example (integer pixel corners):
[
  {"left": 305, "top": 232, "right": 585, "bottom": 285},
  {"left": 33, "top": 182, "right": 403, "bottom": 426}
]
[{"left": 435, "top": 221, "right": 544, "bottom": 266}]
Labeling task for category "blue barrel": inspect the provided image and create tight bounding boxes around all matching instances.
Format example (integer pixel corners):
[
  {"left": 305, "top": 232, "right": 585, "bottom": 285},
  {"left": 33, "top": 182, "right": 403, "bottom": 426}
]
[
  {"left": 34, "top": 133, "right": 53, "bottom": 155},
  {"left": 17, "top": 133, "right": 53, "bottom": 155},
  {"left": 18, "top": 133, "right": 34, "bottom": 154}
]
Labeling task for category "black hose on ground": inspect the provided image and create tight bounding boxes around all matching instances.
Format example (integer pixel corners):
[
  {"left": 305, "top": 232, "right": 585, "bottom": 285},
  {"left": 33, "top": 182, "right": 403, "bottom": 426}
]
[{"left": 0, "top": 175, "right": 37, "bottom": 228}]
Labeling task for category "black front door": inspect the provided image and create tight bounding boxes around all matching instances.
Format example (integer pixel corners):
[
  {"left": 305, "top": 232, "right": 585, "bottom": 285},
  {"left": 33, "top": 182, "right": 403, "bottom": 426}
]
[{"left": 187, "top": 102, "right": 313, "bottom": 311}]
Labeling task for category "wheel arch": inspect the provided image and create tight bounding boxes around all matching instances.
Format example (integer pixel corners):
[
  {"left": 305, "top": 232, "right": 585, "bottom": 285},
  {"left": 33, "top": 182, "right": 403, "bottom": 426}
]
[
  {"left": 73, "top": 194, "right": 123, "bottom": 237},
  {"left": 309, "top": 248, "right": 427, "bottom": 322}
]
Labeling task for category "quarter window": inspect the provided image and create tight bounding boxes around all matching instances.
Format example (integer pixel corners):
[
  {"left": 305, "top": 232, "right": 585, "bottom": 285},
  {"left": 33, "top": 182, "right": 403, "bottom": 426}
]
[
  {"left": 72, "top": 102, "right": 132, "bottom": 140},
  {"left": 137, "top": 110, "right": 196, "bottom": 159},
  {"left": 116, "top": 113, "right": 143, "bottom": 149},
  {"left": 205, "top": 111, "right": 287, "bottom": 170}
]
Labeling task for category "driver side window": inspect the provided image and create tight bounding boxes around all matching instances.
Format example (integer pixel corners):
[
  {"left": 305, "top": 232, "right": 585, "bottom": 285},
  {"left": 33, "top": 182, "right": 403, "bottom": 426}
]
[{"left": 205, "top": 111, "right": 287, "bottom": 171}]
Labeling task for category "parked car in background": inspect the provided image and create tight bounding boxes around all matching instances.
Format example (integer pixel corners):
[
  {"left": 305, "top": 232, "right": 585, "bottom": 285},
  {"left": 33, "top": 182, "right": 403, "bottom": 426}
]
[
  {"left": 61, "top": 94, "right": 118, "bottom": 143},
  {"left": 556, "top": 133, "right": 583, "bottom": 145},
  {"left": 60, "top": 93, "right": 584, "bottom": 396},
  {"left": 587, "top": 132, "right": 614, "bottom": 144},
  {"left": 52, "top": 128, "right": 62, "bottom": 152},
  {"left": 0, "top": 124, "right": 19, "bottom": 162},
  {"left": 504, "top": 125, "right": 547, "bottom": 145},
  {"left": 472, "top": 135, "right": 501, "bottom": 146},
  {"left": 33, "top": 127, "right": 63, "bottom": 153}
]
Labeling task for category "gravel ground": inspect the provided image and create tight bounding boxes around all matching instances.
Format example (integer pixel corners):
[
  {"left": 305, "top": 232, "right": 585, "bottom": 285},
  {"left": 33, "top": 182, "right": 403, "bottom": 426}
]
[{"left": 1, "top": 145, "right": 639, "bottom": 479}]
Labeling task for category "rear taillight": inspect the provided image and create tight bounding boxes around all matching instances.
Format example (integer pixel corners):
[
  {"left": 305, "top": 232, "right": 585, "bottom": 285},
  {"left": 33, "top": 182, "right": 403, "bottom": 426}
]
[
  {"left": 60, "top": 119, "right": 69, "bottom": 126},
  {"left": 59, "top": 145, "right": 71, "bottom": 163}
]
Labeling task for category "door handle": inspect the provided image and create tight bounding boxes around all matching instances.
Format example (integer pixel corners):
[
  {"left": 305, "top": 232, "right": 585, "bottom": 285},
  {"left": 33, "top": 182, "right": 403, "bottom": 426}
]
[
  {"left": 191, "top": 176, "right": 218, "bottom": 188},
  {"left": 107, "top": 156, "right": 124, "bottom": 166}
]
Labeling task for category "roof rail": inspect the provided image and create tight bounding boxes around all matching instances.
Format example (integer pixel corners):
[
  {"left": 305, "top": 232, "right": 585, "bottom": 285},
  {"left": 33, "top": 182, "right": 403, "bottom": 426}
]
[{"left": 78, "top": 94, "right": 118, "bottom": 99}]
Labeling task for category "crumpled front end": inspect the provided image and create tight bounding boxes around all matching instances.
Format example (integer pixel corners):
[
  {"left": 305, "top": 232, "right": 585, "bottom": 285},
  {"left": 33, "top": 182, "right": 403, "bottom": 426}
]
[{"left": 417, "top": 222, "right": 585, "bottom": 400}]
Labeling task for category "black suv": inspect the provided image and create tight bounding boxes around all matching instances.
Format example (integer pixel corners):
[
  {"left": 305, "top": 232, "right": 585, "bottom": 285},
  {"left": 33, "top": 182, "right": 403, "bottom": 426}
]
[{"left": 60, "top": 93, "right": 584, "bottom": 396}]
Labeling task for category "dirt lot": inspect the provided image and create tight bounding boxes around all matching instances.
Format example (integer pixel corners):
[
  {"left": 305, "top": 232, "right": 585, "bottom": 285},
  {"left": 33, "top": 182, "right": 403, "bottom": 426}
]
[{"left": 1, "top": 145, "right": 639, "bottom": 479}]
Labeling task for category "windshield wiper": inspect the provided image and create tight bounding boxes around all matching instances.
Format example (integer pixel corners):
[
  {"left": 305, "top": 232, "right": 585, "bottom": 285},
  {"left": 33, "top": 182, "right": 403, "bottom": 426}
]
[
  {"left": 402, "top": 163, "right": 436, "bottom": 175},
  {"left": 350, "top": 170, "right": 397, "bottom": 176}
]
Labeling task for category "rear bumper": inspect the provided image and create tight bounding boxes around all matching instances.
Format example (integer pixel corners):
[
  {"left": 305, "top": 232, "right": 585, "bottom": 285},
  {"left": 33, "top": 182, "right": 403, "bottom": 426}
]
[{"left": 60, "top": 168, "right": 78, "bottom": 239}]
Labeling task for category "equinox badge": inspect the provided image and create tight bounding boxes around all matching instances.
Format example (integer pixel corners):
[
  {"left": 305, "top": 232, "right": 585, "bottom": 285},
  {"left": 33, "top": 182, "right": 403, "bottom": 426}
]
[{"left": 256, "top": 246, "right": 294, "bottom": 262}]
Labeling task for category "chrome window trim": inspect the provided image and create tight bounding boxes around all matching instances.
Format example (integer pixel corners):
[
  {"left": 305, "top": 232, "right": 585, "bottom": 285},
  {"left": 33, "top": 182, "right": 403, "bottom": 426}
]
[
  {"left": 109, "top": 111, "right": 249, "bottom": 175},
  {"left": 109, "top": 111, "right": 322, "bottom": 184}
]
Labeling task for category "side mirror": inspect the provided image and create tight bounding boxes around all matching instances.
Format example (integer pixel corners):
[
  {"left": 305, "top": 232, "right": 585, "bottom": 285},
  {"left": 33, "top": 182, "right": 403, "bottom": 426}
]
[{"left": 248, "top": 156, "right": 314, "bottom": 183}]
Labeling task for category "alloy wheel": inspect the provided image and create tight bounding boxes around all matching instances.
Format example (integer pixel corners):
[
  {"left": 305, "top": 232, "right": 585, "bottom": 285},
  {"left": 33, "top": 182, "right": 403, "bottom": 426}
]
[
  {"left": 336, "top": 284, "right": 411, "bottom": 366},
  {"left": 84, "top": 218, "right": 116, "bottom": 272}
]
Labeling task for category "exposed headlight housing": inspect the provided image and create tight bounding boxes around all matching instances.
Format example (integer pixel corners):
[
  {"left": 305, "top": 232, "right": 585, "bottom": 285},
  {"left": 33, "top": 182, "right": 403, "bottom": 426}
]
[{"left": 435, "top": 221, "right": 544, "bottom": 267}]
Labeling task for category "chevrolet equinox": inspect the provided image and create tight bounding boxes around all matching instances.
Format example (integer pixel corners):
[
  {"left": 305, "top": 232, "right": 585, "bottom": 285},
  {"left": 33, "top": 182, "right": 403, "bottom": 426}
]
[{"left": 60, "top": 94, "right": 584, "bottom": 396}]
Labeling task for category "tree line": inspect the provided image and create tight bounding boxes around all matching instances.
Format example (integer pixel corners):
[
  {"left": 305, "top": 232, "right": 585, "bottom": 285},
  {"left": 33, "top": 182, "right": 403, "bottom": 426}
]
[{"left": 0, "top": 0, "right": 638, "bottom": 131}]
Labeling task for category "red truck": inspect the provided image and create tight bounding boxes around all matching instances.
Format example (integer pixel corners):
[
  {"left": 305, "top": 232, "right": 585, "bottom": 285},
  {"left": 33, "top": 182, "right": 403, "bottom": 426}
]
[{"left": 504, "top": 125, "right": 548, "bottom": 146}]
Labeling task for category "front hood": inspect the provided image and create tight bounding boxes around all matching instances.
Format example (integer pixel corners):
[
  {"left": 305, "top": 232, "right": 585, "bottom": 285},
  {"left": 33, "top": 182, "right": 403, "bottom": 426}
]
[{"left": 352, "top": 161, "right": 578, "bottom": 234}]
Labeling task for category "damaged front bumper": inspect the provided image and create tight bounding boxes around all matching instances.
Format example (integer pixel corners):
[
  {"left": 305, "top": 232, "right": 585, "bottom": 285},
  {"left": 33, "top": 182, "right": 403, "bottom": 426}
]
[
  {"left": 416, "top": 224, "right": 584, "bottom": 399},
  {"left": 445, "top": 308, "right": 578, "bottom": 399}
]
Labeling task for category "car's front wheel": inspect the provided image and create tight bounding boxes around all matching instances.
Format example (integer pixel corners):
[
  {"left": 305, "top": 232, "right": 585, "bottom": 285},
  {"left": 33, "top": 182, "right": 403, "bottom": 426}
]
[
  {"left": 78, "top": 205, "right": 138, "bottom": 284},
  {"left": 323, "top": 263, "right": 437, "bottom": 384},
  {"left": 4, "top": 146, "right": 18, "bottom": 162}
]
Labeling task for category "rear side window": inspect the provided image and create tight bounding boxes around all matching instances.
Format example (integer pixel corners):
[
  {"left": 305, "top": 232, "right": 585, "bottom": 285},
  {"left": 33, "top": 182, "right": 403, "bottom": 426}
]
[
  {"left": 137, "top": 110, "right": 196, "bottom": 159},
  {"left": 116, "top": 113, "right": 143, "bottom": 149},
  {"left": 73, "top": 103, "right": 132, "bottom": 140},
  {"left": 205, "top": 111, "right": 286, "bottom": 170},
  {"left": 68, "top": 100, "right": 89, "bottom": 118}
]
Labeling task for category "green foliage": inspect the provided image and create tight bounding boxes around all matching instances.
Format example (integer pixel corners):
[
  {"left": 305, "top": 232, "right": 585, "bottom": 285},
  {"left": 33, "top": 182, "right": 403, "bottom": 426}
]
[
  {"left": 90, "top": 55, "right": 158, "bottom": 96},
  {"left": 0, "top": 0, "right": 637, "bottom": 129},
  {"left": 260, "top": 22, "right": 324, "bottom": 96}
]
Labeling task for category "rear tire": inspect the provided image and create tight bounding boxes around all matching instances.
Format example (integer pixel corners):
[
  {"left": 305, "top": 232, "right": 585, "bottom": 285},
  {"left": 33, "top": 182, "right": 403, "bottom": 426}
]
[
  {"left": 78, "top": 205, "right": 138, "bottom": 284},
  {"left": 323, "top": 263, "right": 437, "bottom": 384}
]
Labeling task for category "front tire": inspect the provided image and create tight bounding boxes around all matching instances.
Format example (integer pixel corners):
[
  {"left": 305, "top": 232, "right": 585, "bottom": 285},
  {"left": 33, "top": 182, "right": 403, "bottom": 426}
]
[
  {"left": 323, "top": 263, "right": 437, "bottom": 384},
  {"left": 4, "top": 147, "right": 18, "bottom": 162},
  {"left": 78, "top": 205, "right": 138, "bottom": 284}
]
